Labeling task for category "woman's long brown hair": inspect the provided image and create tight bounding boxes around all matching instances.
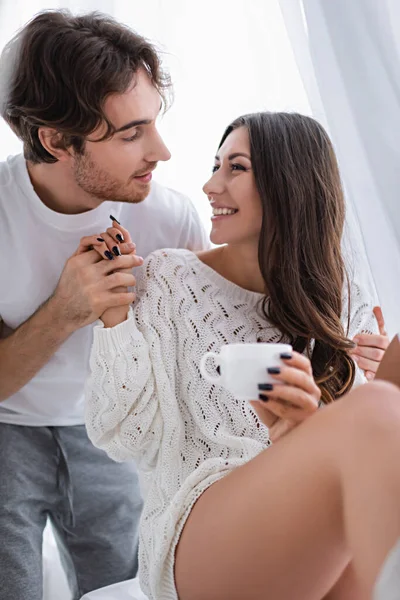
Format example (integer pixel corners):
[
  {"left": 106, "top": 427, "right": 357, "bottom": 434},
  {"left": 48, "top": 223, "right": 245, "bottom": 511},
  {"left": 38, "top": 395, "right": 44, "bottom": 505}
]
[{"left": 218, "top": 112, "right": 355, "bottom": 403}]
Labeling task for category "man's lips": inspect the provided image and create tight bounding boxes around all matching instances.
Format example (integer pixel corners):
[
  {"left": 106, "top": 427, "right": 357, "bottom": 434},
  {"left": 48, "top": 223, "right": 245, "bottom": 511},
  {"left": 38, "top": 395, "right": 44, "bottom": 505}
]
[
  {"left": 134, "top": 172, "right": 152, "bottom": 183},
  {"left": 131, "top": 165, "right": 157, "bottom": 182}
]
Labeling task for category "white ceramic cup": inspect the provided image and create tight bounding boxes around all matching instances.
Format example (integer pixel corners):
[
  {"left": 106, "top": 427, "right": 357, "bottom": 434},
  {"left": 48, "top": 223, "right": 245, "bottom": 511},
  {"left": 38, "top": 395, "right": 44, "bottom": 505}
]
[{"left": 199, "top": 342, "right": 293, "bottom": 401}]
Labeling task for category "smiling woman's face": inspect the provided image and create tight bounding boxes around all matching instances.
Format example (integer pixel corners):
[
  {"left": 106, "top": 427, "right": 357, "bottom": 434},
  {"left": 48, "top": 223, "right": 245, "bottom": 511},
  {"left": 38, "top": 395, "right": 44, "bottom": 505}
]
[{"left": 203, "top": 126, "right": 263, "bottom": 247}]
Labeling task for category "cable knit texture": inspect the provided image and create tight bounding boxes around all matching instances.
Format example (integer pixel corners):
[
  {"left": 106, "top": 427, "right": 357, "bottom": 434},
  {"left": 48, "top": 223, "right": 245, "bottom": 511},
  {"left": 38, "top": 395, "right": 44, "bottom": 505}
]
[{"left": 85, "top": 248, "right": 377, "bottom": 600}]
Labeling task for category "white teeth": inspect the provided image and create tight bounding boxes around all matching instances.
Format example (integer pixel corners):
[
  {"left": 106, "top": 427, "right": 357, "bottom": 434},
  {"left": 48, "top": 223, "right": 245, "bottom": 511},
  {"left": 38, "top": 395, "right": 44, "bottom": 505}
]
[{"left": 212, "top": 208, "right": 237, "bottom": 216}]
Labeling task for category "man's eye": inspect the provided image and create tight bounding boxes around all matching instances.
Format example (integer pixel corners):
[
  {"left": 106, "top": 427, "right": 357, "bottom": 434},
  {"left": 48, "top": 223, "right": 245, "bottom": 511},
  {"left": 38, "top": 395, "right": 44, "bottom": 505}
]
[
  {"left": 123, "top": 131, "right": 140, "bottom": 142},
  {"left": 212, "top": 165, "right": 219, "bottom": 173}
]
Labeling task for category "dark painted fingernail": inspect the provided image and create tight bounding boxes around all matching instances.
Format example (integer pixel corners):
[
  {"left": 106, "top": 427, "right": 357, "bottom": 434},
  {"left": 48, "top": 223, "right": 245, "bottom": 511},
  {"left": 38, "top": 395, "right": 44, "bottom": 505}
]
[
  {"left": 259, "top": 394, "right": 270, "bottom": 402},
  {"left": 116, "top": 234, "right": 124, "bottom": 243},
  {"left": 280, "top": 353, "right": 293, "bottom": 360},
  {"left": 267, "top": 367, "right": 281, "bottom": 375},
  {"left": 110, "top": 214, "right": 120, "bottom": 224},
  {"left": 97, "top": 237, "right": 105, "bottom": 242},
  {"left": 112, "top": 246, "right": 121, "bottom": 257},
  {"left": 104, "top": 250, "right": 114, "bottom": 260},
  {"left": 258, "top": 383, "right": 274, "bottom": 391}
]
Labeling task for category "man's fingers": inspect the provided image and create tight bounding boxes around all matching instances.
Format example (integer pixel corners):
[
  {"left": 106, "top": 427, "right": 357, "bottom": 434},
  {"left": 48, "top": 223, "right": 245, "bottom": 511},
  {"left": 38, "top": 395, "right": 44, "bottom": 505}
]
[
  {"left": 351, "top": 333, "right": 390, "bottom": 350},
  {"left": 373, "top": 306, "right": 387, "bottom": 336},
  {"left": 352, "top": 355, "right": 380, "bottom": 373},
  {"left": 97, "top": 253, "right": 144, "bottom": 275},
  {"left": 104, "top": 290, "right": 136, "bottom": 306},
  {"left": 105, "top": 272, "right": 136, "bottom": 290},
  {"left": 351, "top": 346, "right": 386, "bottom": 362}
]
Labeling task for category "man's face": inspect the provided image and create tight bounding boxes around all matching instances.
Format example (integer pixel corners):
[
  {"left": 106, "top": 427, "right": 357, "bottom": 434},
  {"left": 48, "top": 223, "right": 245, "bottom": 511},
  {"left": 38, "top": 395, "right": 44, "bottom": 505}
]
[{"left": 72, "top": 68, "right": 171, "bottom": 203}]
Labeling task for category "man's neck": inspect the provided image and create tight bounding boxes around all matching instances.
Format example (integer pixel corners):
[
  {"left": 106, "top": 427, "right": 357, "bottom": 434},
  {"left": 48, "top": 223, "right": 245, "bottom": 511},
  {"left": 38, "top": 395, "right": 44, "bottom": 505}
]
[{"left": 27, "top": 161, "right": 101, "bottom": 215}]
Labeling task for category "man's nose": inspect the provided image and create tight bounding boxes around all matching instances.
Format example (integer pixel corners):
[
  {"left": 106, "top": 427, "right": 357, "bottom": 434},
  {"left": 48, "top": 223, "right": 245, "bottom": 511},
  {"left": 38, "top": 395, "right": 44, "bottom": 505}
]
[{"left": 145, "top": 129, "right": 171, "bottom": 163}]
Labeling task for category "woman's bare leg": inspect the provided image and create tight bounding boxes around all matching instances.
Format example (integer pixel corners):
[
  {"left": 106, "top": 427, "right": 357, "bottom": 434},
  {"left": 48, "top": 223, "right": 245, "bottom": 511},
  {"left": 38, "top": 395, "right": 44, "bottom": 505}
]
[
  {"left": 323, "top": 562, "right": 364, "bottom": 600},
  {"left": 175, "top": 381, "right": 400, "bottom": 600}
]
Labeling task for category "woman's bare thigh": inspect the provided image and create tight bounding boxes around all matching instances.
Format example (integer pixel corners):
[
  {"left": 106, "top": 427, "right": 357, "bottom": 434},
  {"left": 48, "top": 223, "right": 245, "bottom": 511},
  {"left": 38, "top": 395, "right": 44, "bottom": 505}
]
[
  {"left": 323, "top": 562, "right": 366, "bottom": 600},
  {"left": 175, "top": 400, "right": 352, "bottom": 600}
]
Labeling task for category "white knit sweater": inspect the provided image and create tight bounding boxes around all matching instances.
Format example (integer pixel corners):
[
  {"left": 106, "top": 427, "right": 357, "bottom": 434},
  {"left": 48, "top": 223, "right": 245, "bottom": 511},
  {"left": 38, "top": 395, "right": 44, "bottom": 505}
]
[{"left": 85, "top": 248, "right": 377, "bottom": 600}]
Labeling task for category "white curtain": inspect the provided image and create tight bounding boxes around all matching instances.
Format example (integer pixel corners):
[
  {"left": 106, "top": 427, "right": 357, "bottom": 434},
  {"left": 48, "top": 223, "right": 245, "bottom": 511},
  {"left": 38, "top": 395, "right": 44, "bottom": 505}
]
[{"left": 279, "top": 0, "right": 400, "bottom": 336}]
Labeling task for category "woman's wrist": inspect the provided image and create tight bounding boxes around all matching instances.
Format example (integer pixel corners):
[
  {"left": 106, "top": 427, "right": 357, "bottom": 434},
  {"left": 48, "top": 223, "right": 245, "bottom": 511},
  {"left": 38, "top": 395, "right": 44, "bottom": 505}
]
[{"left": 101, "top": 308, "right": 130, "bottom": 328}]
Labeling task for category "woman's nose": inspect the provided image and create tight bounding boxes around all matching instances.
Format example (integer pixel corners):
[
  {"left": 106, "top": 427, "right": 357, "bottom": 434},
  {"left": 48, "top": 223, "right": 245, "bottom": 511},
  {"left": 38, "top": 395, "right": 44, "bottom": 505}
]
[{"left": 203, "top": 171, "right": 223, "bottom": 197}]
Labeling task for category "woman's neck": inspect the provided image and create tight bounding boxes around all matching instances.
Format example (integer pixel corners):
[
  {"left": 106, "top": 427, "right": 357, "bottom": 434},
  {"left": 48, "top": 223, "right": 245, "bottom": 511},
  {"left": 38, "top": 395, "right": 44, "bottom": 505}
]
[{"left": 198, "top": 244, "right": 266, "bottom": 295}]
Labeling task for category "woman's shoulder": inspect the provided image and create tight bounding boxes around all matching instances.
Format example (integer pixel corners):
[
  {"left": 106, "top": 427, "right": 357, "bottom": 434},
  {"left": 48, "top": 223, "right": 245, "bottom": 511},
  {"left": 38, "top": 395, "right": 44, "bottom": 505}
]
[
  {"left": 135, "top": 248, "right": 200, "bottom": 291},
  {"left": 142, "top": 248, "right": 197, "bottom": 272}
]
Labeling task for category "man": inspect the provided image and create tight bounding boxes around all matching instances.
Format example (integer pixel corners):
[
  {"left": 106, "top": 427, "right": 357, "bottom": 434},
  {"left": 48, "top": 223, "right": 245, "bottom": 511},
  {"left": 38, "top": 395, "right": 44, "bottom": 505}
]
[
  {"left": 0, "top": 8, "right": 388, "bottom": 600},
  {"left": 0, "top": 11, "right": 207, "bottom": 600}
]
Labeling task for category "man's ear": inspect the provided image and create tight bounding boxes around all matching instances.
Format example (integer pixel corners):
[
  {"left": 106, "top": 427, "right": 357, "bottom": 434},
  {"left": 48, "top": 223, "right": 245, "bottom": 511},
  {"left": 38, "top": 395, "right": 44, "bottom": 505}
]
[{"left": 38, "top": 127, "right": 72, "bottom": 162}]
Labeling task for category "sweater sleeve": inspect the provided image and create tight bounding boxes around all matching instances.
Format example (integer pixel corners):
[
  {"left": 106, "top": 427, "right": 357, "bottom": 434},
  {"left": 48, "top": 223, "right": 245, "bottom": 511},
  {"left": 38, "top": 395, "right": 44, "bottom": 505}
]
[{"left": 85, "top": 252, "right": 172, "bottom": 467}]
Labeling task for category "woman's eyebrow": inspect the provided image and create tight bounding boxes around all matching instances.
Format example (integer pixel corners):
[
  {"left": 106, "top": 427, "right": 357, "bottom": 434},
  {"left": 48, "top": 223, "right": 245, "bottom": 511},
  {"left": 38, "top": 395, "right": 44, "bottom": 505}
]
[{"left": 214, "top": 152, "right": 251, "bottom": 161}]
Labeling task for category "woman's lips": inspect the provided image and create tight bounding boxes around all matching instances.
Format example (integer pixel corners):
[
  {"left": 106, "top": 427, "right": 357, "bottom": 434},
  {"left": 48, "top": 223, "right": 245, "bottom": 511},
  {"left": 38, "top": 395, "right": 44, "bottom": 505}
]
[{"left": 211, "top": 212, "right": 239, "bottom": 221}]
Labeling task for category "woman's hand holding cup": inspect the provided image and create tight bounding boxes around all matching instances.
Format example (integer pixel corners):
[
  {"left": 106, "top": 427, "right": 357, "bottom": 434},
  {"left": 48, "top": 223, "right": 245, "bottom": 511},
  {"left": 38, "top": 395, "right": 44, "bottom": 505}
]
[
  {"left": 199, "top": 343, "right": 320, "bottom": 443},
  {"left": 251, "top": 351, "right": 320, "bottom": 442}
]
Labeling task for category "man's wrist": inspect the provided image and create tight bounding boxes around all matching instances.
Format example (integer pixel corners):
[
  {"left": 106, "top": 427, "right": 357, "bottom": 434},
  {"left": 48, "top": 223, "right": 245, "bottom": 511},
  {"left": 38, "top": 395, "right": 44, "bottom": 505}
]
[{"left": 45, "top": 295, "right": 79, "bottom": 336}]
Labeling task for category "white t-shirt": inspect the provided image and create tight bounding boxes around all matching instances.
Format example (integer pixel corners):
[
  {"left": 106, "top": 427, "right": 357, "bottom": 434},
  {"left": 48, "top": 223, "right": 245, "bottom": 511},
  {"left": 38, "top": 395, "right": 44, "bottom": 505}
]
[{"left": 0, "top": 154, "right": 209, "bottom": 426}]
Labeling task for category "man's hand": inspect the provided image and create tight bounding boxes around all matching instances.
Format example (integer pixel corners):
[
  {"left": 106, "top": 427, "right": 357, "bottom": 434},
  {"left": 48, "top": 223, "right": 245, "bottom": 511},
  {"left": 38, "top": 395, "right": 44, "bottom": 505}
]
[
  {"left": 0, "top": 224, "right": 141, "bottom": 401},
  {"left": 74, "top": 217, "right": 143, "bottom": 328},
  {"left": 350, "top": 306, "right": 389, "bottom": 380},
  {"left": 50, "top": 244, "right": 139, "bottom": 332}
]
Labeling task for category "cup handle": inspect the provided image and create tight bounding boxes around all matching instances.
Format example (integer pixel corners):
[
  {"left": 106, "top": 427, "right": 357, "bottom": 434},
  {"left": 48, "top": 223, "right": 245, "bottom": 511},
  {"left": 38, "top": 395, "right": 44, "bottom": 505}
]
[{"left": 199, "top": 352, "right": 222, "bottom": 384}]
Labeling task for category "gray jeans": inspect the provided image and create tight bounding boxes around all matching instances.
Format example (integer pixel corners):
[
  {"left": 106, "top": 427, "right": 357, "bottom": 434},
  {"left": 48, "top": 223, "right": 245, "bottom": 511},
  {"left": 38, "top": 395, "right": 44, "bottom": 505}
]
[{"left": 0, "top": 423, "right": 143, "bottom": 600}]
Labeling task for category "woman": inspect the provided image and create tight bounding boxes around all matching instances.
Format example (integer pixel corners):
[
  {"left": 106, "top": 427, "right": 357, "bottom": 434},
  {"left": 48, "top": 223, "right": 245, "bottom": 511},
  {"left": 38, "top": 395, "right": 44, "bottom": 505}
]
[{"left": 84, "top": 113, "right": 398, "bottom": 600}]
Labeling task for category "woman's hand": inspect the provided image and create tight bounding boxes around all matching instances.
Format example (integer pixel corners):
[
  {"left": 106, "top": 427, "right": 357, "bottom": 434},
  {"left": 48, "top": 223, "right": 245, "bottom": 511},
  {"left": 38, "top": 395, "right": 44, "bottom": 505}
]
[
  {"left": 75, "top": 217, "right": 143, "bottom": 328},
  {"left": 250, "top": 352, "right": 320, "bottom": 443},
  {"left": 350, "top": 307, "right": 389, "bottom": 381}
]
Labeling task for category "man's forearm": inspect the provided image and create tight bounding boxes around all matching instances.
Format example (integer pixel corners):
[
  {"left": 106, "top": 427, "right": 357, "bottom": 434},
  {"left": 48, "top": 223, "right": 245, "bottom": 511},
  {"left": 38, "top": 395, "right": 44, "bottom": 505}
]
[{"left": 0, "top": 297, "right": 75, "bottom": 402}]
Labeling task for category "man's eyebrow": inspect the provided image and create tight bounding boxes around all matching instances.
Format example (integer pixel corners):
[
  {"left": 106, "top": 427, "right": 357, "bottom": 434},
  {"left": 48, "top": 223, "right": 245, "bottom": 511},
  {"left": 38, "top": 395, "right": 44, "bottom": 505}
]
[
  {"left": 214, "top": 152, "right": 252, "bottom": 161},
  {"left": 115, "top": 119, "right": 151, "bottom": 133},
  {"left": 115, "top": 102, "right": 163, "bottom": 133}
]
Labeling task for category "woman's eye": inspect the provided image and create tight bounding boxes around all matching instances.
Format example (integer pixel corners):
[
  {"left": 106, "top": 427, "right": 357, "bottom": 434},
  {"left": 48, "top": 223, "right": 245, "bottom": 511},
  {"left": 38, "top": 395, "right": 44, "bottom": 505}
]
[
  {"left": 212, "top": 163, "right": 247, "bottom": 173},
  {"left": 231, "top": 163, "right": 246, "bottom": 172}
]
